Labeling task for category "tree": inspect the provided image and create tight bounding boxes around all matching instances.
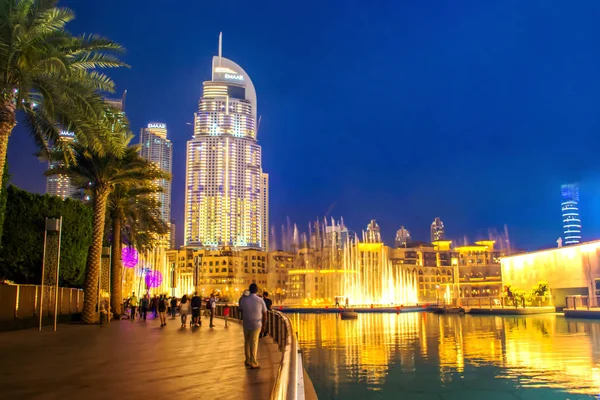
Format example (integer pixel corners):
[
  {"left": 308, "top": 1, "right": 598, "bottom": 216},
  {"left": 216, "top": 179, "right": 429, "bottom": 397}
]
[
  {"left": 50, "top": 132, "right": 158, "bottom": 323},
  {"left": 107, "top": 179, "right": 169, "bottom": 316},
  {"left": 0, "top": 0, "right": 127, "bottom": 191},
  {"left": 0, "top": 185, "right": 92, "bottom": 286}
]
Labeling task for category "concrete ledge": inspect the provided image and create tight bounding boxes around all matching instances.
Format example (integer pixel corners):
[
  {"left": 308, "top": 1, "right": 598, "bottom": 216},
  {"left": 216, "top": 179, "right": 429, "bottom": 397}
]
[
  {"left": 468, "top": 307, "right": 555, "bottom": 315},
  {"left": 564, "top": 309, "right": 600, "bottom": 319}
]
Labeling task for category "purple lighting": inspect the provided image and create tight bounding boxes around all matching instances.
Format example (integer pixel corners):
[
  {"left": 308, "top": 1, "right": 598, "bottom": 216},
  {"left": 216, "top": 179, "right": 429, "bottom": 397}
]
[
  {"left": 145, "top": 270, "right": 163, "bottom": 288},
  {"left": 122, "top": 247, "right": 138, "bottom": 268}
]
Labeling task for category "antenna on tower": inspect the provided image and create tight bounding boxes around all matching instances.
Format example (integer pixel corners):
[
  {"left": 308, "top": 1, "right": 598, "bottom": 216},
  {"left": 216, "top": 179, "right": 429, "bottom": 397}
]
[
  {"left": 218, "top": 32, "right": 223, "bottom": 66},
  {"left": 256, "top": 115, "right": 262, "bottom": 136}
]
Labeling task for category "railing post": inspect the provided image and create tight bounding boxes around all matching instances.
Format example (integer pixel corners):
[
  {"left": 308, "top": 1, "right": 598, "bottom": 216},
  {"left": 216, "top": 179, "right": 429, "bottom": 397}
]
[{"left": 587, "top": 296, "right": 590, "bottom": 311}]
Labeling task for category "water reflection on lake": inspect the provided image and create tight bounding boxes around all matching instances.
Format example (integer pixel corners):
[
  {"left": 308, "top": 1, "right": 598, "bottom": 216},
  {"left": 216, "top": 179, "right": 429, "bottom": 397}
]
[{"left": 291, "top": 312, "right": 600, "bottom": 400}]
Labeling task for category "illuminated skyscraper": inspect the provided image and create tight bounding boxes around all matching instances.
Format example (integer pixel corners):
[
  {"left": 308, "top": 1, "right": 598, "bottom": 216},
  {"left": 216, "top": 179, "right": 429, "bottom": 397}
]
[
  {"left": 364, "top": 220, "right": 382, "bottom": 243},
  {"left": 395, "top": 226, "right": 411, "bottom": 248},
  {"left": 185, "top": 34, "right": 268, "bottom": 250},
  {"left": 46, "top": 131, "right": 78, "bottom": 199},
  {"left": 139, "top": 122, "right": 172, "bottom": 229},
  {"left": 561, "top": 183, "right": 581, "bottom": 245},
  {"left": 47, "top": 92, "right": 127, "bottom": 201},
  {"left": 430, "top": 217, "right": 445, "bottom": 242}
]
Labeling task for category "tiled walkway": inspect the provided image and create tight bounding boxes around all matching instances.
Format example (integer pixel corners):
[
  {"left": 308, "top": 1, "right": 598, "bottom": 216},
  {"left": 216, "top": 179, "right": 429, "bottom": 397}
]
[{"left": 0, "top": 315, "right": 279, "bottom": 400}]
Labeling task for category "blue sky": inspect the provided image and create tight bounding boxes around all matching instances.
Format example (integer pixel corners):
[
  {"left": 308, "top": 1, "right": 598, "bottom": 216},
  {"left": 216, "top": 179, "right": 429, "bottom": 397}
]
[{"left": 8, "top": 0, "right": 600, "bottom": 249}]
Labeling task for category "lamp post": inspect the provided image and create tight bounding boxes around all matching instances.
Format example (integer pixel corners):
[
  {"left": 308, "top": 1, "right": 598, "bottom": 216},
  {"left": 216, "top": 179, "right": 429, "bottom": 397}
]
[{"left": 39, "top": 217, "right": 62, "bottom": 332}]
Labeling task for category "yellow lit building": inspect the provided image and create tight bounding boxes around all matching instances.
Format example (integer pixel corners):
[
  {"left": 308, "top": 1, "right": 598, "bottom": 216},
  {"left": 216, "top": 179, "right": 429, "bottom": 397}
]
[
  {"left": 454, "top": 240, "right": 503, "bottom": 298},
  {"left": 501, "top": 240, "right": 600, "bottom": 307}
]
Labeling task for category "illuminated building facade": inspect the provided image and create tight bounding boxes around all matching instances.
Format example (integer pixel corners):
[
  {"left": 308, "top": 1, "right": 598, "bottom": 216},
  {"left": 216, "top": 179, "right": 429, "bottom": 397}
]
[
  {"left": 502, "top": 240, "right": 600, "bottom": 307},
  {"left": 364, "top": 220, "right": 382, "bottom": 243},
  {"left": 430, "top": 217, "right": 445, "bottom": 242},
  {"left": 139, "top": 122, "right": 172, "bottom": 242},
  {"left": 185, "top": 36, "right": 268, "bottom": 250},
  {"left": 395, "top": 226, "right": 411, "bottom": 248},
  {"left": 454, "top": 240, "right": 502, "bottom": 298},
  {"left": 165, "top": 247, "right": 272, "bottom": 299},
  {"left": 46, "top": 131, "right": 78, "bottom": 199},
  {"left": 561, "top": 183, "right": 581, "bottom": 245}
]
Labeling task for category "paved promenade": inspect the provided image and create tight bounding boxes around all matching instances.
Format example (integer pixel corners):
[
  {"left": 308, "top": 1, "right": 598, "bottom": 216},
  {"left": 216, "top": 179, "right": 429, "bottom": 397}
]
[{"left": 0, "top": 315, "right": 279, "bottom": 400}]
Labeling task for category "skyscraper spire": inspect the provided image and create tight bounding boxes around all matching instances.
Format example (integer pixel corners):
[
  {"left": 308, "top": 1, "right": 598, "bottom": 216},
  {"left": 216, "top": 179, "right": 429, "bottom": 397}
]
[{"left": 218, "top": 32, "right": 223, "bottom": 66}]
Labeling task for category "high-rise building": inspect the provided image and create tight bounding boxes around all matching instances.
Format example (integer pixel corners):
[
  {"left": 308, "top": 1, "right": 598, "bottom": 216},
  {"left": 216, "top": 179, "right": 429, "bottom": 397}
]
[
  {"left": 561, "top": 183, "right": 581, "bottom": 245},
  {"left": 46, "top": 131, "right": 79, "bottom": 199},
  {"left": 364, "top": 220, "right": 382, "bottom": 243},
  {"left": 46, "top": 92, "right": 127, "bottom": 201},
  {"left": 139, "top": 122, "right": 172, "bottom": 230},
  {"left": 430, "top": 217, "right": 445, "bottom": 242},
  {"left": 170, "top": 220, "right": 176, "bottom": 249},
  {"left": 184, "top": 34, "right": 268, "bottom": 250},
  {"left": 395, "top": 226, "right": 411, "bottom": 248}
]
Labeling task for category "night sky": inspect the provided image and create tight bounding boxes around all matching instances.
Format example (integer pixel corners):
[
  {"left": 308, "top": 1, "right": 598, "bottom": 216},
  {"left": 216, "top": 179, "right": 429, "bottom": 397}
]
[{"left": 7, "top": 0, "right": 600, "bottom": 250}]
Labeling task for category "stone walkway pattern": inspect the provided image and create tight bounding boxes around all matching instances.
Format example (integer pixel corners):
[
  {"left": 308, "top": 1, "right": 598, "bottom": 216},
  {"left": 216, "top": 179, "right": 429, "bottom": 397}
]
[{"left": 0, "top": 315, "right": 280, "bottom": 400}]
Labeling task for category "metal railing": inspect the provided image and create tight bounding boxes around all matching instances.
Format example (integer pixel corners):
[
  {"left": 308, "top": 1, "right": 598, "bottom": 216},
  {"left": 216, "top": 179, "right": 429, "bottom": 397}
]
[
  {"left": 437, "top": 296, "right": 553, "bottom": 309},
  {"left": 565, "top": 295, "right": 600, "bottom": 310},
  {"left": 215, "top": 304, "right": 305, "bottom": 400}
]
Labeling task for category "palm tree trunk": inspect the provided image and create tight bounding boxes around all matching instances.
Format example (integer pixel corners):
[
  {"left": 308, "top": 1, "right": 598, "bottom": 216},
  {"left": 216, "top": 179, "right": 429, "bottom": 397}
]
[
  {"left": 110, "top": 217, "right": 123, "bottom": 316},
  {"left": 0, "top": 101, "right": 17, "bottom": 191},
  {"left": 82, "top": 189, "right": 109, "bottom": 324}
]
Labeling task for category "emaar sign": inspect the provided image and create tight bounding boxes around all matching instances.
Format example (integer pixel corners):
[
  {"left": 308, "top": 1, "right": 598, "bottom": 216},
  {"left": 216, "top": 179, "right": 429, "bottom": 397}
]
[
  {"left": 224, "top": 73, "right": 244, "bottom": 81},
  {"left": 148, "top": 123, "right": 166, "bottom": 129}
]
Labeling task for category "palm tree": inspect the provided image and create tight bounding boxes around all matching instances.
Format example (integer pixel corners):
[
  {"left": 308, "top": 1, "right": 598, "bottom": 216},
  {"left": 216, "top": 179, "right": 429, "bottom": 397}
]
[
  {"left": 50, "top": 133, "right": 161, "bottom": 323},
  {"left": 107, "top": 182, "right": 169, "bottom": 317},
  {"left": 0, "top": 0, "right": 127, "bottom": 190}
]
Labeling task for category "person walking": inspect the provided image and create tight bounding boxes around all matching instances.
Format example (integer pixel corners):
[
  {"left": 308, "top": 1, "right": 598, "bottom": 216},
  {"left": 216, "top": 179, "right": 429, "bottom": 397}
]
[
  {"left": 239, "top": 283, "right": 267, "bottom": 369},
  {"left": 260, "top": 292, "right": 273, "bottom": 338},
  {"left": 140, "top": 294, "right": 149, "bottom": 321},
  {"left": 208, "top": 294, "right": 217, "bottom": 328},
  {"left": 128, "top": 292, "right": 138, "bottom": 321},
  {"left": 158, "top": 295, "right": 168, "bottom": 327},
  {"left": 151, "top": 295, "right": 158, "bottom": 317},
  {"left": 191, "top": 292, "right": 202, "bottom": 327},
  {"left": 179, "top": 295, "right": 189, "bottom": 327},
  {"left": 170, "top": 296, "right": 178, "bottom": 319}
]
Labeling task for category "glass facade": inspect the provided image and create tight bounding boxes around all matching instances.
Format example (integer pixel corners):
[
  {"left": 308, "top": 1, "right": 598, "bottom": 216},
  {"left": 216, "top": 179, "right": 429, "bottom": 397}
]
[{"left": 139, "top": 123, "right": 172, "bottom": 229}]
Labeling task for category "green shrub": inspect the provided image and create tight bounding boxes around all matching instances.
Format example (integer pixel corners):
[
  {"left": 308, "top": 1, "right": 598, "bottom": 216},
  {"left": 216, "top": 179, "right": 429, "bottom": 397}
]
[{"left": 0, "top": 186, "right": 93, "bottom": 287}]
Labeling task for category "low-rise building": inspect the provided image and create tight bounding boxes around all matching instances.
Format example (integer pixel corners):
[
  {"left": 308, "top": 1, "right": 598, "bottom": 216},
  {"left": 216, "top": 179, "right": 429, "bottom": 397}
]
[{"left": 501, "top": 240, "right": 600, "bottom": 307}]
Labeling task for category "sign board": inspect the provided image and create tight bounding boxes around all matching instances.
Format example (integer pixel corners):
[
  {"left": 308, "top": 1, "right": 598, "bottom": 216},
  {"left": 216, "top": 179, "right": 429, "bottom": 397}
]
[{"left": 147, "top": 123, "right": 166, "bottom": 129}]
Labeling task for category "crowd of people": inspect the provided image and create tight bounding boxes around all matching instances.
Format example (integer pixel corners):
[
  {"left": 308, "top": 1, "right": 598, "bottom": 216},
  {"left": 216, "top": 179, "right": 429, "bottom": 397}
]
[
  {"left": 123, "top": 292, "right": 218, "bottom": 328},
  {"left": 122, "top": 285, "right": 273, "bottom": 369}
]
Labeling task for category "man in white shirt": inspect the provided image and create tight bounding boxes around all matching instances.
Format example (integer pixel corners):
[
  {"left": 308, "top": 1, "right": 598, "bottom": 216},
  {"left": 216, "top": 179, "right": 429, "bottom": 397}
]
[{"left": 238, "top": 283, "right": 267, "bottom": 369}]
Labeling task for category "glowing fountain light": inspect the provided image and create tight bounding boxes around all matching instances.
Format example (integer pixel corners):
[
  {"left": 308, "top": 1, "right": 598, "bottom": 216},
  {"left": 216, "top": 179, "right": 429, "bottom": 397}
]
[
  {"left": 145, "top": 270, "right": 163, "bottom": 288},
  {"left": 122, "top": 247, "right": 138, "bottom": 268}
]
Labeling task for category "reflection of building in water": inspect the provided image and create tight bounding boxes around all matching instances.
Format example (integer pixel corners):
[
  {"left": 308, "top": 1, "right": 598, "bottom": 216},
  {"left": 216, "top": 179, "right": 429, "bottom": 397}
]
[
  {"left": 501, "top": 240, "right": 600, "bottom": 307},
  {"left": 296, "top": 313, "right": 600, "bottom": 396},
  {"left": 293, "top": 313, "right": 423, "bottom": 396}
]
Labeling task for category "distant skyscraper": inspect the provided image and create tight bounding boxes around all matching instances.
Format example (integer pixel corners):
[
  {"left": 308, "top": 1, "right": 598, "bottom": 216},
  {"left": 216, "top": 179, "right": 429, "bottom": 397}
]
[
  {"left": 46, "top": 131, "right": 78, "bottom": 199},
  {"left": 364, "top": 220, "right": 382, "bottom": 243},
  {"left": 561, "top": 183, "right": 581, "bottom": 245},
  {"left": 169, "top": 220, "right": 176, "bottom": 249},
  {"left": 139, "top": 122, "right": 172, "bottom": 229},
  {"left": 430, "top": 217, "right": 445, "bottom": 242},
  {"left": 184, "top": 34, "right": 268, "bottom": 250},
  {"left": 395, "top": 226, "right": 411, "bottom": 248},
  {"left": 47, "top": 93, "right": 126, "bottom": 201}
]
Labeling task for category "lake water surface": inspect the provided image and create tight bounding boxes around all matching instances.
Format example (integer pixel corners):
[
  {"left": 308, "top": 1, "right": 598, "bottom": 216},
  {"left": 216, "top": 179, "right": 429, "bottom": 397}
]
[{"left": 292, "top": 312, "right": 600, "bottom": 400}]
